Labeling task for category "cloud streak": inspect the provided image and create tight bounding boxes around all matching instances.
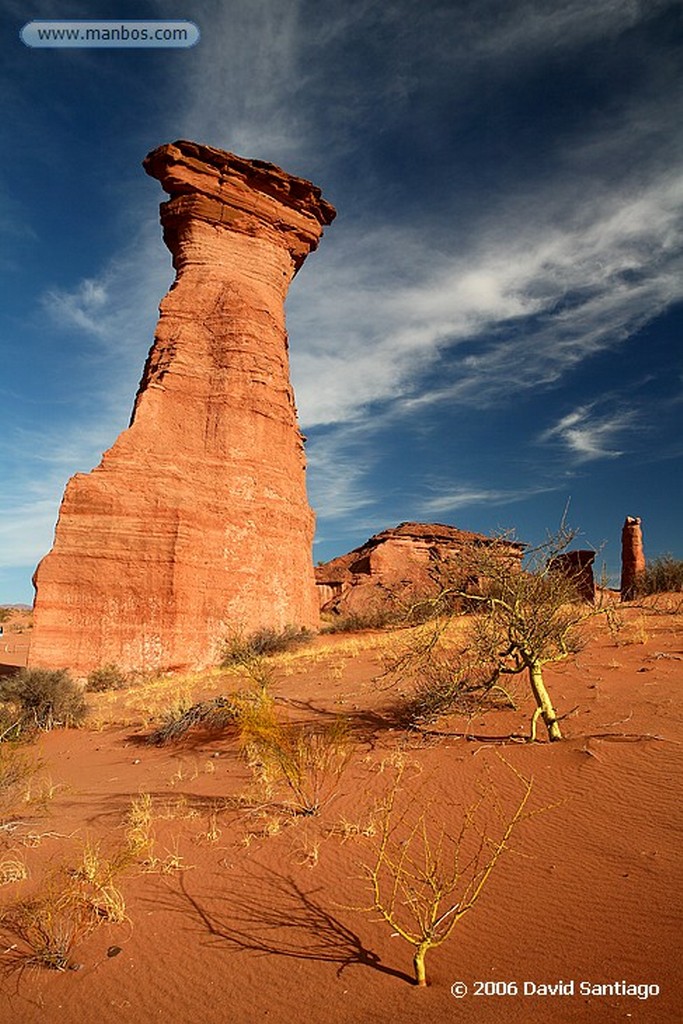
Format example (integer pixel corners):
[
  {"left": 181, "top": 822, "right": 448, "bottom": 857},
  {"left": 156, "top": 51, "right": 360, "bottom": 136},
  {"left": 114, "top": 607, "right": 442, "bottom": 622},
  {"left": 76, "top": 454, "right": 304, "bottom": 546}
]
[
  {"left": 539, "top": 404, "right": 637, "bottom": 462},
  {"left": 289, "top": 168, "right": 683, "bottom": 427}
]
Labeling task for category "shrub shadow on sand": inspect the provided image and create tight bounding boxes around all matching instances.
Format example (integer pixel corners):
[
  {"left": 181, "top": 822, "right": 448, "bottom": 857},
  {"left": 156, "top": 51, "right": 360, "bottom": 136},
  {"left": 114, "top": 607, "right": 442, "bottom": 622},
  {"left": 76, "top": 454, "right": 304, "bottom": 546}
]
[{"left": 154, "top": 864, "right": 413, "bottom": 984}]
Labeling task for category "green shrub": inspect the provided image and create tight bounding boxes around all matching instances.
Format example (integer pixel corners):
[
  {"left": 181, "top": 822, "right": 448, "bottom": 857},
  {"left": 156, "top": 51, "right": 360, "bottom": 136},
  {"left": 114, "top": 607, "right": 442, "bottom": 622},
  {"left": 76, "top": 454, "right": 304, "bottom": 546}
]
[
  {"left": 0, "top": 669, "right": 87, "bottom": 732},
  {"left": 321, "top": 609, "right": 398, "bottom": 633},
  {"left": 219, "top": 626, "right": 313, "bottom": 666},
  {"left": 635, "top": 556, "right": 683, "bottom": 595},
  {"left": 86, "top": 664, "right": 128, "bottom": 692}
]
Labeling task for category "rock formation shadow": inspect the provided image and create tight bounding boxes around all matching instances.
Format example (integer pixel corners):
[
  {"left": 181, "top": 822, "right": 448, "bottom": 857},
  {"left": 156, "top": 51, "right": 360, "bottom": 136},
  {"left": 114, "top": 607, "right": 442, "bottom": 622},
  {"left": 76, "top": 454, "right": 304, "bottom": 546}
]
[{"left": 156, "top": 864, "right": 413, "bottom": 984}]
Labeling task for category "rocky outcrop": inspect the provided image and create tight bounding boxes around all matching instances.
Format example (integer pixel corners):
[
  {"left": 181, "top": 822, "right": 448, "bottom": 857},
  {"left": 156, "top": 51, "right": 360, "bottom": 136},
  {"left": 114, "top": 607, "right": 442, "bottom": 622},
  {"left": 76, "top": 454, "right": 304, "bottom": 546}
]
[
  {"left": 29, "top": 140, "right": 335, "bottom": 675},
  {"left": 620, "top": 516, "right": 646, "bottom": 601},
  {"left": 315, "top": 522, "right": 525, "bottom": 621},
  {"left": 548, "top": 549, "right": 596, "bottom": 603}
]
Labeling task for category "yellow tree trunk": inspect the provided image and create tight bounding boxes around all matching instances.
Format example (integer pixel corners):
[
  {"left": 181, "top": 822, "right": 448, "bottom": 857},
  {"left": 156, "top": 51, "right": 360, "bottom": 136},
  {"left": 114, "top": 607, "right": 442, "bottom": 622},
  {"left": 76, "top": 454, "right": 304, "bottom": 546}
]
[
  {"left": 528, "top": 661, "right": 562, "bottom": 741},
  {"left": 413, "top": 942, "right": 430, "bottom": 986}
]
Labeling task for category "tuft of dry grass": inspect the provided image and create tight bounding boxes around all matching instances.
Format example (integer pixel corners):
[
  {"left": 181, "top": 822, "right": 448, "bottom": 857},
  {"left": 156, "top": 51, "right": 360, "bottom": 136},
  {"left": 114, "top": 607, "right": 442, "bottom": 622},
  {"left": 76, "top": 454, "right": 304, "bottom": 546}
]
[
  {"left": 0, "top": 746, "right": 47, "bottom": 843},
  {"left": 0, "top": 842, "right": 128, "bottom": 972},
  {"left": 241, "top": 702, "right": 353, "bottom": 817}
]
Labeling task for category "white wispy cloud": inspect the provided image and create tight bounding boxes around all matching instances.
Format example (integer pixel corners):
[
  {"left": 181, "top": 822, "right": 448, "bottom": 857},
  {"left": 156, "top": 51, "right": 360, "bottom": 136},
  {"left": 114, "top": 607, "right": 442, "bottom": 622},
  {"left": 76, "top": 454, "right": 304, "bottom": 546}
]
[
  {"left": 462, "top": 0, "right": 673, "bottom": 61},
  {"left": 539, "top": 404, "right": 637, "bottom": 461},
  {"left": 0, "top": 418, "right": 127, "bottom": 573},
  {"left": 38, "top": 218, "right": 173, "bottom": 408},
  {"left": 43, "top": 277, "right": 109, "bottom": 336},
  {"left": 417, "top": 487, "right": 537, "bottom": 516},
  {"left": 305, "top": 425, "right": 379, "bottom": 520},
  {"left": 0, "top": 498, "right": 59, "bottom": 569},
  {"left": 289, "top": 168, "right": 683, "bottom": 426},
  {"left": 162, "top": 0, "right": 311, "bottom": 164}
]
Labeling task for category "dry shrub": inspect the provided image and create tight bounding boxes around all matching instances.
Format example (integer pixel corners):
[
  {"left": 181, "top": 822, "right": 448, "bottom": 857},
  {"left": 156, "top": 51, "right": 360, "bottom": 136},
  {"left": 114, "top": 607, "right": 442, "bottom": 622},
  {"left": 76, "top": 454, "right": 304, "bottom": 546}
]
[
  {"left": 121, "top": 793, "right": 188, "bottom": 873},
  {"left": 635, "top": 556, "right": 683, "bottom": 595},
  {"left": 124, "top": 792, "right": 155, "bottom": 860},
  {"left": 86, "top": 664, "right": 129, "bottom": 693},
  {"left": 321, "top": 608, "right": 401, "bottom": 634},
  {"left": 220, "top": 626, "right": 313, "bottom": 666},
  {"left": 0, "top": 886, "right": 94, "bottom": 972},
  {"left": 0, "top": 857, "right": 28, "bottom": 885},
  {"left": 397, "top": 645, "right": 518, "bottom": 728},
  {"left": 0, "top": 669, "right": 86, "bottom": 733},
  {"left": 68, "top": 840, "right": 128, "bottom": 923},
  {"left": 147, "top": 694, "right": 242, "bottom": 745},
  {"left": 146, "top": 684, "right": 275, "bottom": 746},
  {"left": 359, "top": 758, "right": 534, "bottom": 986}
]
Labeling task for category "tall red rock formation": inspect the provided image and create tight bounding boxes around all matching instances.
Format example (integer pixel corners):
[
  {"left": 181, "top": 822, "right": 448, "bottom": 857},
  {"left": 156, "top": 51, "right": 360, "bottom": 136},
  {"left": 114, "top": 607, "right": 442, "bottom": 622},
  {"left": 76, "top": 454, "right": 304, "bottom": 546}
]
[
  {"left": 620, "top": 515, "right": 646, "bottom": 601},
  {"left": 29, "top": 140, "right": 335, "bottom": 675}
]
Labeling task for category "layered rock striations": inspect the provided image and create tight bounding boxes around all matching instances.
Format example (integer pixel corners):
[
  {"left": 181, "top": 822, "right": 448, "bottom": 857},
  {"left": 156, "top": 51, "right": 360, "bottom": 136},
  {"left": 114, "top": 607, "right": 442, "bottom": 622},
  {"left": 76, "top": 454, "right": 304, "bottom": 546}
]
[
  {"left": 29, "top": 140, "right": 335, "bottom": 675},
  {"left": 315, "top": 522, "right": 525, "bottom": 620}
]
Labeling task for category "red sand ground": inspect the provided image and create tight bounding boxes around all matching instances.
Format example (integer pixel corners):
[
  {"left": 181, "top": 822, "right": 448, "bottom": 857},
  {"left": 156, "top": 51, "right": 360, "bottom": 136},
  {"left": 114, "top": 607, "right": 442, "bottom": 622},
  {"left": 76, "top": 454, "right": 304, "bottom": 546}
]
[{"left": 1, "top": 599, "right": 681, "bottom": 1024}]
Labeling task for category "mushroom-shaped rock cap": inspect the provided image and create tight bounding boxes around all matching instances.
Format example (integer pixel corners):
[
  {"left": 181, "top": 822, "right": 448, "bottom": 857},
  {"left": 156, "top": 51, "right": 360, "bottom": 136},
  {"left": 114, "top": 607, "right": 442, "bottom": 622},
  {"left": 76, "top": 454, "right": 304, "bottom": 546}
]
[{"left": 144, "top": 140, "right": 335, "bottom": 271}]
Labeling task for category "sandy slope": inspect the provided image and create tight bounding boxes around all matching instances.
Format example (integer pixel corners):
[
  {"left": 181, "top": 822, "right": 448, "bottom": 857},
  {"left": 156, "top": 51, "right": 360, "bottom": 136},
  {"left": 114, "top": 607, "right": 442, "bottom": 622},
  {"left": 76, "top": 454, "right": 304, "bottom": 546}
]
[{"left": 1, "top": 600, "right": 681, "bottom": 1024}]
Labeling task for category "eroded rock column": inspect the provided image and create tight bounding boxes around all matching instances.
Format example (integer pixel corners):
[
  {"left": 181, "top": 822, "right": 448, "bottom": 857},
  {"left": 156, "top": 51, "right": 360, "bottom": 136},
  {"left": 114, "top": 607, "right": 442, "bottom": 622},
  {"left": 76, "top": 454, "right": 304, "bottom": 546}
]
[
  {"left": 29, "top": 140, "right": 335, "bottom": 674},
  {"left": 620, "top": 516, "right": 646, "bottom": 601}
]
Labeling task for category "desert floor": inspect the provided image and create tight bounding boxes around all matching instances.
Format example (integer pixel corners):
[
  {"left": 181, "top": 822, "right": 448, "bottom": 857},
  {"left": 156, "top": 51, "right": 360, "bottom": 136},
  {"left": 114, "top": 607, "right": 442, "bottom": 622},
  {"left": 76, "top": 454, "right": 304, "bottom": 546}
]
[{"left": 1, "top": 599, "right": 681, "bottom": 1024}]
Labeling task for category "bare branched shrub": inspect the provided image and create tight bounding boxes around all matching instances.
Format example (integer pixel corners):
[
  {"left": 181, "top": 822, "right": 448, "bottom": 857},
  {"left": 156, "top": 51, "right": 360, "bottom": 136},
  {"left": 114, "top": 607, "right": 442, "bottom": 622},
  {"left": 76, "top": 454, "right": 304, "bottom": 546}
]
[
  {"left": 360, "top": 759, "right": 533, "bottom": 986},
  {"left": 0, "top": 669, "right": 86, "bottom": 733},
  {"left": 385, "top": 521, "right": 599, "bottom": 741},
  {"left": 147, "top": 695, "right": 243, "bottom": 745},
  {"left": 402, "top": 651, "right": 518, "bottom": 727}
]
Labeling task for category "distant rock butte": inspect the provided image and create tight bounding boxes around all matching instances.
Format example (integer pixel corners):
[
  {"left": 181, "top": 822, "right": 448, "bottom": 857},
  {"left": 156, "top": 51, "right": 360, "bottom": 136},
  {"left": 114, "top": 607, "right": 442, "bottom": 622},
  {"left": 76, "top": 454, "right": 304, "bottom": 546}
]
[
  {"left": 315, "top": 522, "right": 525, "bottom": 620},
  {"left": 29, "top": 140, "right": 336, "bottom": 675}
]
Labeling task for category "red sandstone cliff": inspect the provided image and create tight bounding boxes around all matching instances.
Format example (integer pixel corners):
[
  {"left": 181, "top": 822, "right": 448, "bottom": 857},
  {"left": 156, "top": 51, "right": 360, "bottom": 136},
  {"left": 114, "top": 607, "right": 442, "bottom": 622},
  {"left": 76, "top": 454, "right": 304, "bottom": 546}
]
[{"left": 29, "top": 140, "right": 335, "bottom": 675}]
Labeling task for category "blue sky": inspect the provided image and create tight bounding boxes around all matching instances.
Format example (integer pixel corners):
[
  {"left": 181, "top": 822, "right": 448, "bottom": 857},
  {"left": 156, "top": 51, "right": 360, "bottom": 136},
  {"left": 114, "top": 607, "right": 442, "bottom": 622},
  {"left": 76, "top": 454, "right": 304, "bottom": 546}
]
[{"left": 1, "top": 0, "right": 681, "bottom": 603}]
